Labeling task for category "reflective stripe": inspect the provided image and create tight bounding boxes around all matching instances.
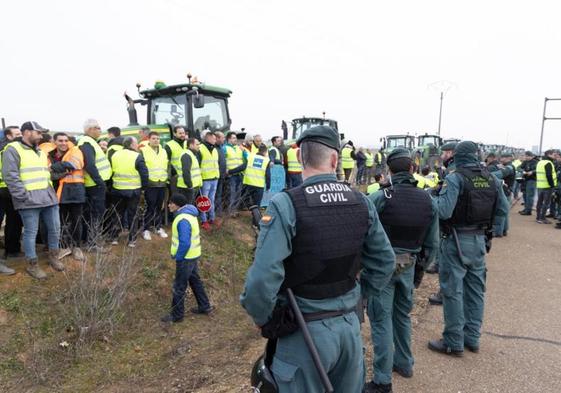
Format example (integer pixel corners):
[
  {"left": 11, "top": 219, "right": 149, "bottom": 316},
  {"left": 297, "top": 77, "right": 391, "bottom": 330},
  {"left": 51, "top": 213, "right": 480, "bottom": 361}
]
[
  {"left": 177, "top": 150, "right": 202, "bottom": 188},
  {"left": 171, "top": 213, "right": 201, "bottom": 259},
  {"left": 536, "top": 160, "right": 558, "bottom": 189},
  {"left": 166, "top": 140, "right": 186, "bottom": 172},
  {"left": 199, "top": 144, "right": 219, "bottom": 180},
  {"left": 225, "top": 145, "right": 243, "bottom": 169},
  {"left": 286, "top": 148, "right": 302, "bottom": 173},
  {"left": 111, "top": 149, "right": 141, "bottom": 190},
  {"left": 141, "top": 145, "right": 169, "bottom": 183},
  {"left": 341, "top": 147, "right": 354, "bottom": 169},
  {"left": 243, "top": 154, "right": 270, "bottom": 188},
  {"left": 78, "top": 135, "right": 112, "bottom": 186},
  {"left": 9, "top": 142, "right": 50, "bottom": 191}
]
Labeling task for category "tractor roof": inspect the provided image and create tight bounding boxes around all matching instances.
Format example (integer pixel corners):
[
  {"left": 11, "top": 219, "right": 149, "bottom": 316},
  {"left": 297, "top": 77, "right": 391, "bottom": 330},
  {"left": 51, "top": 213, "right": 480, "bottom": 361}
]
[
  {"left": 140, "top": 83, "right": 232, "bottom": 98},
  {"left": 386, "top": 134, "right": 413, "bottom": 138},
  {"left": 292, "top": 117, "right": 337, "bottom": 123}
]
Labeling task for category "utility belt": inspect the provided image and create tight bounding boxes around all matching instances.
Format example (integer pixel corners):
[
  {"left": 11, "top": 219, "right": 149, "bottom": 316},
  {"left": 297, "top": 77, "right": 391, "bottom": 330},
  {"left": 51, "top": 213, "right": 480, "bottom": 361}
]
[
  {"left": 394, "top": 253, "right": 415, "bottom": 275},
  {"left": 260, "top": 304, "right": 355, "bottom": 340},
  {"left": 441, "top": 224, "right": 486, "bottom": 237}
]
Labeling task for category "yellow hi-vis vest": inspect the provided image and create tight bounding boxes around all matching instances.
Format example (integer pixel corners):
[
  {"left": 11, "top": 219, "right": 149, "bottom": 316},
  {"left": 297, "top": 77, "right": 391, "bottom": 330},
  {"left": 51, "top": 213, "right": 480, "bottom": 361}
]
[
  {"left": 367, "top": 182, "right": 380, "bottom": 194},
  {"left": 0, "top": 146, "right": 7, "bottom": 189},
  {"left": 111, "top": 149, "right": 141, "bottom": 190},
  {"left": 166, "top": 139, "right": 186, "bottom": 173},
  {"left": 243, "top": 154, "right": 270, "bottom": 188},
  {"left": 424, "top": 171, "right": 439, "bottom": 188},
  {"left": 141, "top": 145, "right": 168, "bottom": 183},
  {"left": 413, "top": 173, "right": 426, "bottom": 189},
  {"left": 225, "top": 144, "right": 243, "bottom": 170},
  {"left": 10, "top": 142, "right": 50, "bottom": 191},
  {"left": 286, "top": 148, "right": 302, "bottom": 173},
  {"left": 107, "top": 144, "right": 123, "bottom": 157},
  {"left": 171, "top": 212, "right": 201, "bottom": 260},
  {"left": 341, "top": 147, "right": 354, "bottom": 169},
  {"left": 199, "top": 144, "right": 219, "bottom": 180},
  {"left": 177, "top": 150, "right": 202, "bottom": 189},
  {"left": 78, "top": 135, "right": 112, "bottom": 187},
  {"left": 513, "top": 159, "right": 522, "bottom": 169},
  {"left": 536, "top": 159, "right": 558, "bottom": 189},
  {"left": 365, "top": 152, "right": 374, "bottom": 167},
  {"left": 269, "top": 146, "right": 283, "bottom": 164}
]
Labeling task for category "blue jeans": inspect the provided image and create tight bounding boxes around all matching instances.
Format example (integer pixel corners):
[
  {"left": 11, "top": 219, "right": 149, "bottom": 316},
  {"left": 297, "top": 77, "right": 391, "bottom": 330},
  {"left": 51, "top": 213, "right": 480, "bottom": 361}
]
[
  {"left": 200, "top": 179, "right": 218, "bottom": 222},
  {"left": 536, "top": 188, "right": 553, "bottom": 220},
  {"left": 19, "top": 205, "right": 60, "bottom": 260},
  {"left": 171, "top": 258, "right": 210, "bottom": 320},
  {"left": 523, "top": 180, "right": 536, "bottom": 213},
  {"left": 287, "top": 173, "right": 302, "bottom": 189},
  {"left": 228, "top": 175, "right": 242, "bottom": 213}
]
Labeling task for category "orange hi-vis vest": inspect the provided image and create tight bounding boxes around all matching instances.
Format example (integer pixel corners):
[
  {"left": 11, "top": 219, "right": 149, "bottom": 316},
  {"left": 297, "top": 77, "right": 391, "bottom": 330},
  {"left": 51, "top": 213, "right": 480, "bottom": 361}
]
[{"left": 56, "top": 145, "right": 85, "bottom": 201}]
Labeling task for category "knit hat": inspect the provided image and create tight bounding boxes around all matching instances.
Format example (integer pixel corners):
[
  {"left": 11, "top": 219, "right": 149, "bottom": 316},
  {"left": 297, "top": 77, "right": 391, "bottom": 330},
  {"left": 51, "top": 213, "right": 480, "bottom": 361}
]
[{"left": 170, "top": 193, "right": 188, "bottom": 207}]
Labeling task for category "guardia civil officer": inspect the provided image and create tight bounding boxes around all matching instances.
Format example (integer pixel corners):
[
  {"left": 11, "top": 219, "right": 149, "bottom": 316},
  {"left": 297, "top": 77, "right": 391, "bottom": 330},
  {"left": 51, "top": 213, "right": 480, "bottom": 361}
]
[
  {"left": 428, "top": 141, "right": 508, "bottom": 356},
  {"left": 365, "top": 148, "right": 439, "bottom": 393},
  {"left": 491, "top": 153, "right": 515, "bottom": 237},
  {"left": 241, "top": 126, "right": 395, "bottom": 393}
]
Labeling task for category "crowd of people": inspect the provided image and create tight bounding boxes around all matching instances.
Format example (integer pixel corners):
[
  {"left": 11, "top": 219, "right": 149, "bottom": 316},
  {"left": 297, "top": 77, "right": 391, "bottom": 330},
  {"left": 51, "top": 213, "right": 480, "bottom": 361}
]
[
  {"left": 242, "top": 128, "right": 559, "bottom": 393},
  {"left": 0, "top": 118, "right": 558, "bottom": 393},
  {"left": 0, "top": 119, "right": 302, "bottom": 279}
]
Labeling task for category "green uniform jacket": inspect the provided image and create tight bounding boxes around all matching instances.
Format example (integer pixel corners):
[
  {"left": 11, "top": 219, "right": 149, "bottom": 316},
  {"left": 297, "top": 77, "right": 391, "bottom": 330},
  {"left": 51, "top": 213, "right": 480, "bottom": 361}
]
[
  {"left": 437, "top": 162, "right": 509, "bottom": 222},
  {"left": 240, "top": 173, "right": 396, "bottom": 326},
  {"left": 369, "top": 172, "right": 440, "bottom": 266}
]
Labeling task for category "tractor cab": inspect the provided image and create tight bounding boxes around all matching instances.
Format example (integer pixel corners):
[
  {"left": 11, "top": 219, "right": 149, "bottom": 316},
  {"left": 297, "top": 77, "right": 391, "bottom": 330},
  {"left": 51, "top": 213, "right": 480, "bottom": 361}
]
[
  {"left": 413, "top": 133, "right": 442, "bottom": 171},
  {"left": 288, "top": 117, "right": 340, "bottom": 142},
  {"left": 123, "top": 77, "right": 232, "bottom": 144},
  {"left": 381, "top": 134, "right": 416, "bottom": 154}
]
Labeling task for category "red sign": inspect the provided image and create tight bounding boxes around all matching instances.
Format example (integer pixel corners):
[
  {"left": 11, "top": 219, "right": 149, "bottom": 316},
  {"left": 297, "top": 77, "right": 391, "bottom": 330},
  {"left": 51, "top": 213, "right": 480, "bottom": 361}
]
[{"left": 195, "top": 196, "right": 212, "bottom": 213}]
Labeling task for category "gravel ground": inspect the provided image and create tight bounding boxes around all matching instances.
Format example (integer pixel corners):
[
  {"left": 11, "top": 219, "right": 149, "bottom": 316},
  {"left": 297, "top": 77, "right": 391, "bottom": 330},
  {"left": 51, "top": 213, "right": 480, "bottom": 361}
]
[{"left": 390, "top": 210, "right": 561, "bottom": 393}]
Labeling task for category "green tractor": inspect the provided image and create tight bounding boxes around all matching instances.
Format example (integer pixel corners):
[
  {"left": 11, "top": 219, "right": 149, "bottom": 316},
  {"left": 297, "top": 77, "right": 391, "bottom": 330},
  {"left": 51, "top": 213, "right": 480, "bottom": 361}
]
[
  {"left": 121, "top": 77, "right": 233, "bottom": 143},
  {"left": 380, "top": 134, "right": 416, "bottom": 155},
  {"left": 282, "top": 115, "right": 342, "bottom": 144},
  {"left": 413, "top": 133, "right": 442, "bottom": 171}
]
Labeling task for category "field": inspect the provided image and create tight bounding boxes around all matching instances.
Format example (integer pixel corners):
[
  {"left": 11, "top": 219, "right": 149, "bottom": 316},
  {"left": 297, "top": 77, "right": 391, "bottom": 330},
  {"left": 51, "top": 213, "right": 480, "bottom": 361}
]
[{"left": 0, "top": 212, "right": 438, "bottom": 393}]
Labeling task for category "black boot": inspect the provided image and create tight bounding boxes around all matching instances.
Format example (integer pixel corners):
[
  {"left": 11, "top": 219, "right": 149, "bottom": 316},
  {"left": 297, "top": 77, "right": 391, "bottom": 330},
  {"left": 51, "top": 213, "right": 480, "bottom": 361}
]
[
  {"left": 428, "top": 291, "right": 443, "bottom": 305},
  {"left": 428, "top": 339, "right": 464, "bottom": 357},
  {"left": 363, "top": 381, "right": 392, "bottom": 393}
]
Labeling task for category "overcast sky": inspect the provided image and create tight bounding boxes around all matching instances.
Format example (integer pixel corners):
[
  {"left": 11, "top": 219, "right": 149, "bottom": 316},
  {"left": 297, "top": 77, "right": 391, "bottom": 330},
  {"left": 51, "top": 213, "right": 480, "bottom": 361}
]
[{"left": 1, "top": 0, "right": 560, "bottom": 150}]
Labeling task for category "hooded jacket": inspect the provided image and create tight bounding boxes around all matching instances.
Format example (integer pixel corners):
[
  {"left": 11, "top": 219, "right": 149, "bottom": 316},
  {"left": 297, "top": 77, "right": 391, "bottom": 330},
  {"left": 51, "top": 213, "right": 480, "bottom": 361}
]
[
  {"left": 2, "top": 140, "right": 58, "bottom": 210},
  {"left": 174, "top": 204, "right": 200, "bottom": 261}
]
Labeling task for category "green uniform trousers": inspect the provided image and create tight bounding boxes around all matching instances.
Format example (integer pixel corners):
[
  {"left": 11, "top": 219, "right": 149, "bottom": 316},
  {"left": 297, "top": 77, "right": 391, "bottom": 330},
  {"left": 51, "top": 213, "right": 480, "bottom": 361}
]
[
  {"left": 271, "top": 312, "right": 364, "bottom": 393},
  {"left": 367, "top": 264, "right": 415, "bottom": 385},
  {"left": 439, "top": 234, "right": 487, "bottom": 350}
]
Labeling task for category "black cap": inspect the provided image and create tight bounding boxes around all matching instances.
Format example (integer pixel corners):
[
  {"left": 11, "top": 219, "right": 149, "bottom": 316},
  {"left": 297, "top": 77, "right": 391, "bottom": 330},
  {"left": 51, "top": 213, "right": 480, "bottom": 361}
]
[
  {"left": 525, "top": 150, "right": 535, "bottom": 156},
  {"left": 500, "top": 152, "right": 513, "bottom": 158},
  {"left": 386, "top": 148, "right": 412, "bottom": 163},
  {"left": 170, "top": 193, "right": 188, "bottom": 207},
  {"left": 296, "top": 125, "right": 340, "bottom": 151},
  {"left": 441, "top": 142, "right": 457, "bottom": 151},
  {"left": 21, "top": 121, "right": 47, "bottom": 132}
]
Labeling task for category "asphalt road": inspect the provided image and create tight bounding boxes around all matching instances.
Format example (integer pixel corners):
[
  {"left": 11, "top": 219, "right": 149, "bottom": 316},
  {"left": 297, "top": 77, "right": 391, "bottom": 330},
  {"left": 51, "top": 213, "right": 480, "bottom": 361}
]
[{"left": 390, "top": 210, "right": 561, "bottom": 393}]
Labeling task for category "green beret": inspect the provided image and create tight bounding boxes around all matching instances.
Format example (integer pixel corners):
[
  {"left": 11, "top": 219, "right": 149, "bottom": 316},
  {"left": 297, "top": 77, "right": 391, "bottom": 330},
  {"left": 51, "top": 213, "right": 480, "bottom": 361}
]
[
  {"left": 455, "top": 141, "right": 478, "bottom": 155},
  {"left": 386, "top": 148, "right": 412, "bottom": 163},
  {"left": 296, "top": 125, "right": 340, "bottom": 151},
  {"left": 441, "top": 142, "right": 457, "bottom": 151}
]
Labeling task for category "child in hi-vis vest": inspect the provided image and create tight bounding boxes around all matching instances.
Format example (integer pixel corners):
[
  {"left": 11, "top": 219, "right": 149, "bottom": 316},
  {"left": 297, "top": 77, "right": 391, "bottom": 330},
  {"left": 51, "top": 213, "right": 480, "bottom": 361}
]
[{"left": 161, "top": 194, "right": 213, "bottom": 323}]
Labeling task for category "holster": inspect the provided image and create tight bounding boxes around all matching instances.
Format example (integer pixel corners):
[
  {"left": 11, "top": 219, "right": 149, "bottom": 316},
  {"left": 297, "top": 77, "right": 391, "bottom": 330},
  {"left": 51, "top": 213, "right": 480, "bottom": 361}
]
[
  {"left": 394, "top": 253, "right": 415, "bottom": 276},
  {"left": 260, "top": 304, "right": 298, "bottom": 340}
]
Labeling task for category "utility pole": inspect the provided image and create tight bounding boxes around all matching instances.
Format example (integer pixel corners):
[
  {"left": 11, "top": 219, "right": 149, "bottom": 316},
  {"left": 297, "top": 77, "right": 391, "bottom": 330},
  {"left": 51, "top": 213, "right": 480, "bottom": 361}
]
[
  {"left": 539, "top": 97, "right": 561, "bottom": 155},
  {"left": 429, "top": 81, "right": 456, "bottom": 137},
  {"left": 437, "top": 92, "right": 444, "bottom": 136}
]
